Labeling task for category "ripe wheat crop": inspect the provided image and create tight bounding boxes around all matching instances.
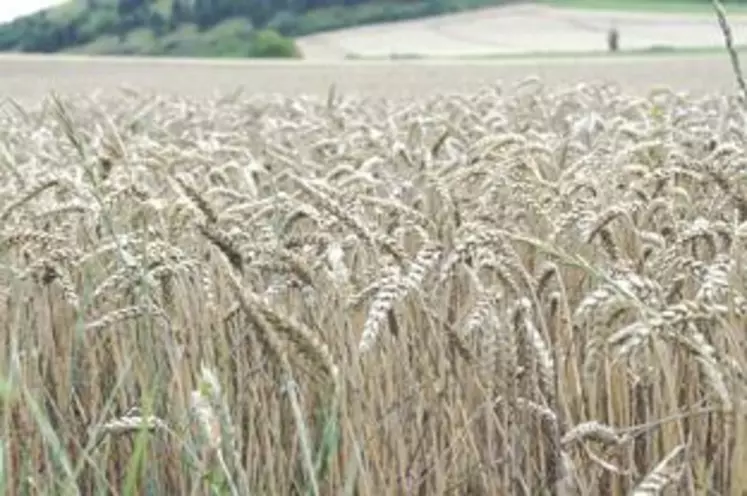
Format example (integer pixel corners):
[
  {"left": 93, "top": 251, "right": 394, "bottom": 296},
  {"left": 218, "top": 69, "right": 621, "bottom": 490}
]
[{"left": 1, "top": 78, "right": 747, "bottom": 495}]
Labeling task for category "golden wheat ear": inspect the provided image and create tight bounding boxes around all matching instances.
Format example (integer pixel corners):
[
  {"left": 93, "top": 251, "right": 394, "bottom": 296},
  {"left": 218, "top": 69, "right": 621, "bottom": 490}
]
[{"left": 7, "top": 37, "right": 747, "bottom": 494}]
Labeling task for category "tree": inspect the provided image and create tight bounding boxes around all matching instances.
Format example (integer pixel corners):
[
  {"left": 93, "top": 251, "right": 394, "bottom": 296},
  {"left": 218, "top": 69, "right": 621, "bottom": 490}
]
[
  {"left": 194, "top": 0, "right": 217, "bottom": 30},
  {"left": 117, "top": 0, "right": 145, "bottom": 16},
  {"left": 170, "top": 0, "right": 190, "bottom": 28},
  {"left": 149, "top": 10, "right": 167, "bottom": 36}
]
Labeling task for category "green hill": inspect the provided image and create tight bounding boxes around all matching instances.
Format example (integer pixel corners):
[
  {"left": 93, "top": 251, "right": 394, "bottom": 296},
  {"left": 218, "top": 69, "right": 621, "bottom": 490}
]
[{"left": 0, "top": 0, "right": 511, "bottom": 58}]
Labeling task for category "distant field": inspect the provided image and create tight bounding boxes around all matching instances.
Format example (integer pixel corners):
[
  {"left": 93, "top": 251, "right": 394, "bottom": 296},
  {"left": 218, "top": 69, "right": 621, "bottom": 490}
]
[
  {"left": 295, "top": 3, "right": 747, "bottom": 59},
  {"left": 541, "top": 0, "right": 747, "bottom": 13},
  {"left": 0, "top": 52, "right": 743, "bottom": 103}
]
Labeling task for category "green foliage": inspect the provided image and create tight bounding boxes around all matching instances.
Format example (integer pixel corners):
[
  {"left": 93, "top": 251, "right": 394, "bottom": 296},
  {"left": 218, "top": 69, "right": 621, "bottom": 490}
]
[
  {"left": 274, "top": 0, "right": 484, "bottom": 37},
  {"left": 248, "top": 29, "right": 302, "bottom": 58}
]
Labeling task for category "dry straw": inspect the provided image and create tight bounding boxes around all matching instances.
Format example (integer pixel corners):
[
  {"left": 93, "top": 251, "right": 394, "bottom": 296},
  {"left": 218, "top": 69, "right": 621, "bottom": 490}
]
[{"left": 4, "top": 40, "right": 747, "bottom": 493}]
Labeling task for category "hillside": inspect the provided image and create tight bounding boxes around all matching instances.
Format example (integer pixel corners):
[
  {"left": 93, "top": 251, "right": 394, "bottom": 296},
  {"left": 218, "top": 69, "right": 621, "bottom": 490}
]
[
  {"left": 0, "top": 0, "right": 511, "bottom": 58},
  {"left": 296, "top": 3, "right": 747, "bottom": 59}
]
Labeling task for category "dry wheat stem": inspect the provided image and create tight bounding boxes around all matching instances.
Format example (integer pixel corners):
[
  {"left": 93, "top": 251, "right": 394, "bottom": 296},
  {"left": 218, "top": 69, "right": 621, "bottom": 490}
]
[{"left": 4, "top": 77, "right": 747, "bottom": 494}]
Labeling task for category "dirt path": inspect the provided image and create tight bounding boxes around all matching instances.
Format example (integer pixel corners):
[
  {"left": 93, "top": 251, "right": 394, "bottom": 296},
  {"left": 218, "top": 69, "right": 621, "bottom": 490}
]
[{"left": 295, "top": 3, "right": 747, "bottom": 59}]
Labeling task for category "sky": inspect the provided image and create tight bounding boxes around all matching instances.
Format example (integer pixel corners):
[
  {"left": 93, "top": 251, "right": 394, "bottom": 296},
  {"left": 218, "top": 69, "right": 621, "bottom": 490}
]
[{"left": 0, "top": 0, "right": 67, "bottom": 23}]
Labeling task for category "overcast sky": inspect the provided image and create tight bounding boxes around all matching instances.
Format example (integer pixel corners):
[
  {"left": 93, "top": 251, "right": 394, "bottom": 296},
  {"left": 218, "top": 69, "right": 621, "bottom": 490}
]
[{"left": 0, "top": 0, "right": 66, "bottom": 23}]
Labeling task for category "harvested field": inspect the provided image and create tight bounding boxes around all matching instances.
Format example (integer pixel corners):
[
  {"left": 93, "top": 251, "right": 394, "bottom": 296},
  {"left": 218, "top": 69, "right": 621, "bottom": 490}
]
[
  {"left": 2, "top": 52, "right": 747, "bottom": 495},
  {"left": 296, "top": 3, "right": 747, "bottom": 59},
  {"left": 0, "top": 53, "right": 745, "bottom": 102}
]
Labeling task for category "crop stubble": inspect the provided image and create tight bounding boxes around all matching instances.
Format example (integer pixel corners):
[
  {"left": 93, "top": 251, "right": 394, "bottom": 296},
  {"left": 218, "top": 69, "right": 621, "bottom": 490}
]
[
  {"left": 1, "top": 56, "right": 747, "bottom": 494},
  {"left": 0, "top": 54, "right": 744, "bottom": 101}
]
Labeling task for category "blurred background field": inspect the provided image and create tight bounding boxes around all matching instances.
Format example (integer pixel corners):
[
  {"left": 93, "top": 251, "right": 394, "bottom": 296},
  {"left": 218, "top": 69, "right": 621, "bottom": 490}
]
[
  {"left": 0, "top": 53, "right": 742, "bottom": 104},
  {"left": 2, "top": 0, "right": 747, "bottom": 60}
]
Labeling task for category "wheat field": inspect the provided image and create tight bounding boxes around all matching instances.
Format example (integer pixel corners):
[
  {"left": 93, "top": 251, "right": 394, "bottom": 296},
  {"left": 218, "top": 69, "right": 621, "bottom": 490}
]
[{"left": 2, "top": 54, "right": 747, "bottom": 495}]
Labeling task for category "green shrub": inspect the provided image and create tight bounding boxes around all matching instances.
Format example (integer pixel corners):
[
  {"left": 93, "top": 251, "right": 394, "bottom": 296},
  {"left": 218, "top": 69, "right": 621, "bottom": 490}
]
[
  {"left": 266, "top": 10, "right": 300, "bottom": 36},
  {"left": 248, "top": 29, "right": 301, "bottom": 58}
]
